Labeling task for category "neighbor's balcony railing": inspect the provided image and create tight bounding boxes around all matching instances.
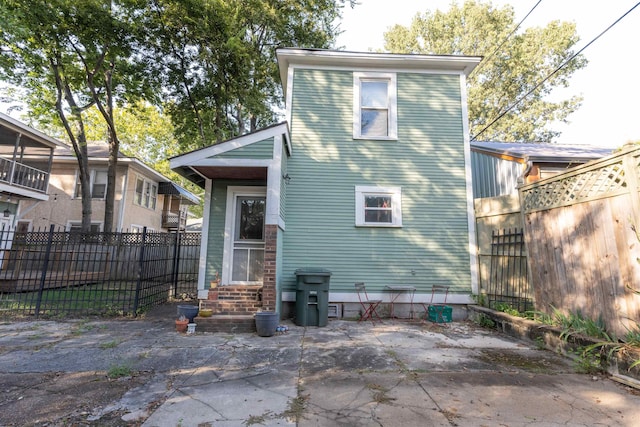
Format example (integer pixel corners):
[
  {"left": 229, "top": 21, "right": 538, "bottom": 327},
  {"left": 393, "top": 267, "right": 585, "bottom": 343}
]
[
  {"left": 0, "top": 156, "right": 49, "bottom": 193},
  {"left": 162, "top": 210, "right": 187, "bottom": 229}
]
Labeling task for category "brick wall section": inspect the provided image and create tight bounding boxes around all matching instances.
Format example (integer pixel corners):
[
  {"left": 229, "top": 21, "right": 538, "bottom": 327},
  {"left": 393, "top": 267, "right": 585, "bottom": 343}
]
[
  {"left": 201, "top": 285, "right": 263, "bottom": 315},
  {"left": 196, "top": 316, "right": 256, "bottom": 333},
  {"left": 262, "top": 224, "right": 278, "bottom": 311}
]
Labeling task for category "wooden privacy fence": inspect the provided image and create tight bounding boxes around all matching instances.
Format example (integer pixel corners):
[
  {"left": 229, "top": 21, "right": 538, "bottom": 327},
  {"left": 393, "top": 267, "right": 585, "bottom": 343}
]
[{"left": 520, "top": 145, "right": 640, "bottom": 338}]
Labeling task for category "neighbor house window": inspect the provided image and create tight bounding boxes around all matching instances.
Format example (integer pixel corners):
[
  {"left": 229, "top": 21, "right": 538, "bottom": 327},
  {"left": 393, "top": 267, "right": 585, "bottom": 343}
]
[
  {"left": 353, "top": 72, "right": 397, "bottom": 140},
  {"left": 67, "top": 221, "right": 102, "bottom": 233},
  {"left": 355, "top": 186, "right": 402, "bottom": 227},
  {"left": 135, "top": 177, "right": 158, "bottom": 210},
  {"left": 74, "top": 169, "right": 108, "bottom": 199}
]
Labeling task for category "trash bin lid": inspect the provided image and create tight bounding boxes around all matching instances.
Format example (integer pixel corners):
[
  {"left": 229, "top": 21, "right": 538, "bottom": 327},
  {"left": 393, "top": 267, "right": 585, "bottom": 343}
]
[{"left": 295, "top": 268, "right": 332, "bottom": 276}]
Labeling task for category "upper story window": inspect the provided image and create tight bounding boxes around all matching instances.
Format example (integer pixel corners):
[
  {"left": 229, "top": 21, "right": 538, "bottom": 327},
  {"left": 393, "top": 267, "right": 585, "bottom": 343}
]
[
  {"left": 74, "top": 169, "right": 107, "bottom": 199},
  {"left": 355, "top": 185, "right": 403, "bottom": 227},
  {"left": 135, "top": 176, "right": 157, "bottom": 210},
  {"left": 353, "top": 72, "right": 397, "bottom": 140}
]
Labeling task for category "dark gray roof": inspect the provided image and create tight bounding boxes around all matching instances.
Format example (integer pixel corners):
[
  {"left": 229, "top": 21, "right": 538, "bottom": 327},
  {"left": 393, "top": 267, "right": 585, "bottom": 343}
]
[
  {"left": 53, "top": 142, "right": 128, "bottom": 158},
  {"left": 471, "top": 141, "right": 613, "bottom": 163},
  {"left": 158, "top": 182, "right": 200, "bottom": 205}
]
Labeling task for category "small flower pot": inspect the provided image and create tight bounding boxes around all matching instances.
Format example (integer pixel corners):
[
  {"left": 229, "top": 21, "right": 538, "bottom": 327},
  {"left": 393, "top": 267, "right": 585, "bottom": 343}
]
[
  {"left": 198, "top": 308, "right": 213, "bottom": 317},
  {"left": 175, "top": 319, "right": 189, "bottom": 333}
]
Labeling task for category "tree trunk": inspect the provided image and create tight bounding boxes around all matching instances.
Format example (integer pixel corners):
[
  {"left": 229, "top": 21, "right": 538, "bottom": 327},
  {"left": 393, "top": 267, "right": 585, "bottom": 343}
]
[{"left": 50, "top": 57, "right": 92, "bottom": 232}]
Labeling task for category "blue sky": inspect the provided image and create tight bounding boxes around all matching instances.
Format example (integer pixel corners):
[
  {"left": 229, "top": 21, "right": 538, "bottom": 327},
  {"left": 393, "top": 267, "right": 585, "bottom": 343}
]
[{"left": 336, "top": 0, "right": 640, "bottom": 147}]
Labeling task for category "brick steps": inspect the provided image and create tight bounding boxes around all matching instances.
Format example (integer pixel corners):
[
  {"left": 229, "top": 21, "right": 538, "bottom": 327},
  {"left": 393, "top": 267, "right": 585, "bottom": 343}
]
[
  {"left": 196, "top": 285, "right": 265, "bottom": 333},
  {"left": 195, "top": 314, "right": 256, "bottom": 333}
]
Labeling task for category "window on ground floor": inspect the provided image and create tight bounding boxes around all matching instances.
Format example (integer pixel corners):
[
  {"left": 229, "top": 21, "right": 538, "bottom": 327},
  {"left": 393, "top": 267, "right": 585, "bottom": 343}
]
[{"left": 355, "top": 185, "right": 402, "bottom": 227}]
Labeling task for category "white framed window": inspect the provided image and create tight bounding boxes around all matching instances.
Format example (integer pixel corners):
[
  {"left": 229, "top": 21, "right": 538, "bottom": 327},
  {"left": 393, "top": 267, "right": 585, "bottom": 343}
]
[
  {"left": 134, "top": 176, "right": 158, "bottom": 210},
  {"left": 353, "top": 72, "right": 397, "bottom": 140},
  {"left": 130, "top": 224, "right": 144, "bottom": 233},
  {"left": 355, "top": 186, "right": 402, "bottom": 227},
  {"left": 66, "top": 221, "right": 103, "bottom": 233},
  {"left": 74, "top": 169, "right": 108, "bottom": 199}
]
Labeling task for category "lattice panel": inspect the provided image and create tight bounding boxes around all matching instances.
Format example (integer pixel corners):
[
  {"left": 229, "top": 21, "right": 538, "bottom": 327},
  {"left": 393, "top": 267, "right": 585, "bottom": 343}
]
[{"left": 522, "top": 160, "right": 627, "bottom": 212}]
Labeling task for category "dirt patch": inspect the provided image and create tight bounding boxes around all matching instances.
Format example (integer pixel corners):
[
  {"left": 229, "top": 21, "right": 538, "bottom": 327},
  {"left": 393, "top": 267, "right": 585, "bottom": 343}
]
[{"left": 0, "top": 371, "right": 155, "bottom": 426}]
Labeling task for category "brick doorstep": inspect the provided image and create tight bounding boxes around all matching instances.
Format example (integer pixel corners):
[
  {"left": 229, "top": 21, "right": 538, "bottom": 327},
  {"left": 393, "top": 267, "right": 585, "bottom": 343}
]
[{"left": 195, "top": 314, "right": 256, "bottom": 333}]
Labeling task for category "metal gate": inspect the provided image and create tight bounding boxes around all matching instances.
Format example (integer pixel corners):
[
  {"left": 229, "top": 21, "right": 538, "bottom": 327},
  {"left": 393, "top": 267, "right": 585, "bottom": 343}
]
[{"left": 487, "top": 228, "right": 533, "bottom": 313}]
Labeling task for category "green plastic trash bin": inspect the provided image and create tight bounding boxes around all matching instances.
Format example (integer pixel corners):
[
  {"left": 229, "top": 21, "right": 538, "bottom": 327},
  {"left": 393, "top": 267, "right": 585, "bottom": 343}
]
[{"left": 294, "top": 268, "right": 331, "bottom": 327}]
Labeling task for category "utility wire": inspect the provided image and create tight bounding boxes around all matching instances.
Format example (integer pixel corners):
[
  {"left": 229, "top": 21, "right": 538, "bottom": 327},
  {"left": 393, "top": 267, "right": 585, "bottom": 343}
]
[
  {"left": 472, "top": 1, "right": 640, "bottom": 141},
  {"left": 471, "top": 0, "right": 542, "bottom": 76}
]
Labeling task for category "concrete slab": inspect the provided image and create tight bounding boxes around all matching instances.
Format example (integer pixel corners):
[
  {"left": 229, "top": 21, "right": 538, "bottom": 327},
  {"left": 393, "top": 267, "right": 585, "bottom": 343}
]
[{"left": 1, "top": 313, "right": 640, "bottom": 427}]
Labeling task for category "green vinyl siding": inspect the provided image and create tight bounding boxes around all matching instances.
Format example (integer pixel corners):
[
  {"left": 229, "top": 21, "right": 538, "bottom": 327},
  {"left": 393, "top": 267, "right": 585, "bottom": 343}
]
[
  {"left": 214, "top": 138, "right": 274, "bottom": 159},
  {"left": 282, "top": 68, "right": 471, "bottom": 295},
  {"left": 205, "top": 182, "right": 228, "bottom": 287}
]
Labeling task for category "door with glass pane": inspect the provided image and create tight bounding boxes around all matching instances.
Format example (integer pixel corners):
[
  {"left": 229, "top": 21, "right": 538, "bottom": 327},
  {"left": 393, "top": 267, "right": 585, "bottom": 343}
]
[{"left": 231, "top": 195, "right": 266, "bottom": 283}]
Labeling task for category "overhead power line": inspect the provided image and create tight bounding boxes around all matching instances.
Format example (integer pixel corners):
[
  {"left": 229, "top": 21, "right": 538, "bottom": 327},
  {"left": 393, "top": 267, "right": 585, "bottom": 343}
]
[
  {"left": 471, "top": 0, "right": 542, "bottom": 76},
  {"left": 472, "top": 1, "right": 640, "bottom": 141}
]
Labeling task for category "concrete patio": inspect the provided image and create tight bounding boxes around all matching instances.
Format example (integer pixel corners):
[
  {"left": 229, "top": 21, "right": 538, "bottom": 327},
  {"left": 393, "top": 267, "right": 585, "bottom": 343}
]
[{"left": 0, "top": 306, "right": 639, "bottom": 426}]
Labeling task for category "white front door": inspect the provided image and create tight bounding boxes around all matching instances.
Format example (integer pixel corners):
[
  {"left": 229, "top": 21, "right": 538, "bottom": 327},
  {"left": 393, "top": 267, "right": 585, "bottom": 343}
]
[{"left": 224, "top": 187, "right": 266, "bottom": 285}]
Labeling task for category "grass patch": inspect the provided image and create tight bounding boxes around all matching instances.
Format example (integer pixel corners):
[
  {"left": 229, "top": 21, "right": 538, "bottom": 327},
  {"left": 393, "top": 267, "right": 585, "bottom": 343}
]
[
  {"left": 243, "top": 411, "right": 272, "bottom": 426},
  {"left": 0, "top": 283, "right": 140, "bottom": 316},
  {"left": 366, "top": 383, "right": 396, "bottom": 404},
  {"left": 99, "top": 340, "right": 119, "bottom": 349},
  {"left": 107, "top": 364, "right": 132, "bottom": 379},
  {"left": 282, "top": 393, "right": 308, "bottom": 423}
]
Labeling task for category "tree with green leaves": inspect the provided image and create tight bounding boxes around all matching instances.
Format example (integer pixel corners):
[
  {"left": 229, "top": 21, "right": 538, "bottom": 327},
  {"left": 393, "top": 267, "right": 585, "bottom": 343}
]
[
  {"left": 143, "top": 0, "right": 353, "bottom": 151},
  {"left": 0, "top": 0, "right": 153, "bottom": 232},
  {"left": 383, "top": 0, "right": 587, "bottom": 142},
  {"left": 1, "top": 0, "right": 352, "bottom": 230}
]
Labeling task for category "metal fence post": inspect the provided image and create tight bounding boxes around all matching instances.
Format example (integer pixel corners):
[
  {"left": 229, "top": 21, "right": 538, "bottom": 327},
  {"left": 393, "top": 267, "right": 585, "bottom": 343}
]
[
  {"left": 132, "top": 227, "right": 147, "bottom": 316},
  {"left": 35, "top": 224, "right": 56, "bottom": 317},
  {"left": 172, "top": 230, "right": 180, "bottom": 297}
]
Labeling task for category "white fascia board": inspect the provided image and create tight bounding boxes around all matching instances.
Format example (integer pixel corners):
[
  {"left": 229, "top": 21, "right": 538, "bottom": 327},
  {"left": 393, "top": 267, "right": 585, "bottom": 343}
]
[
  {"left": 170, "top": 123, "right": 289, "bottom": 169},
  {"left": 460, "top": 73, "right": 480, "bottom": 296},
  {"left": 277, "top": 48, "right": 482, "bottom": 92},
  {"left": 183, "top": 158, "right": 272, "bottom": 168}
]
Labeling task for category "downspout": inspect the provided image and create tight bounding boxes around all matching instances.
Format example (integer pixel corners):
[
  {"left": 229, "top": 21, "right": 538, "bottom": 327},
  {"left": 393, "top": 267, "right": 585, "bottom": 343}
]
[
  {"left": 10, "top": 133, "right": 21, "bottom": 185},
  {"left": 518, "top": 156, "right": 533, "bottom": 187},
  {"left": 44, "top": 147, "right": 53, "bottom": 193},
  {"left": 117, "top": 168, "right": 129, "bottom": 231}
]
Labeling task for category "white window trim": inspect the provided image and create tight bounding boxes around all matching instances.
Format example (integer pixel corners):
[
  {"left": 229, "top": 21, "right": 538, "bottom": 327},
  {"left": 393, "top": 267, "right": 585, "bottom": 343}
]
[
  {"left": 353, "top": 72, "right": 398, "bottom": 140},
  {"left": 134, "top": 175, "right": 158, "bottom": 210},
  {"left": 355, "top": 185, "right": 403, "bottom": 227},
  {"left": 222, "top": 186, "right": 267, "bottom": 286},
  {"left": 66, "top": 220, "right": 103, "bottom": 232},
  {"left": 74, "top": 169, "right": 108, "bottom": 200}
]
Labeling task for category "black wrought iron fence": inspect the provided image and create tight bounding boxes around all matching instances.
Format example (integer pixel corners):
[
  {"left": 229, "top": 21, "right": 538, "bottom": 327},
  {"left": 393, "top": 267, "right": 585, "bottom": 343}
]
[
  {"left": 487, "top": 228, "right": 533, "bottom": 313},
  {"left": 0, "top": 224, "right": 201, "bottom": 317}
]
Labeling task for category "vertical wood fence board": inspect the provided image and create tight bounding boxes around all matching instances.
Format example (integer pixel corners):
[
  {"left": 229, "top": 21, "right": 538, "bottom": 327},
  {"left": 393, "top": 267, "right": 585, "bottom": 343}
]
[{"left": 521, "top": 146, "right": 640, "bottom": 338}]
